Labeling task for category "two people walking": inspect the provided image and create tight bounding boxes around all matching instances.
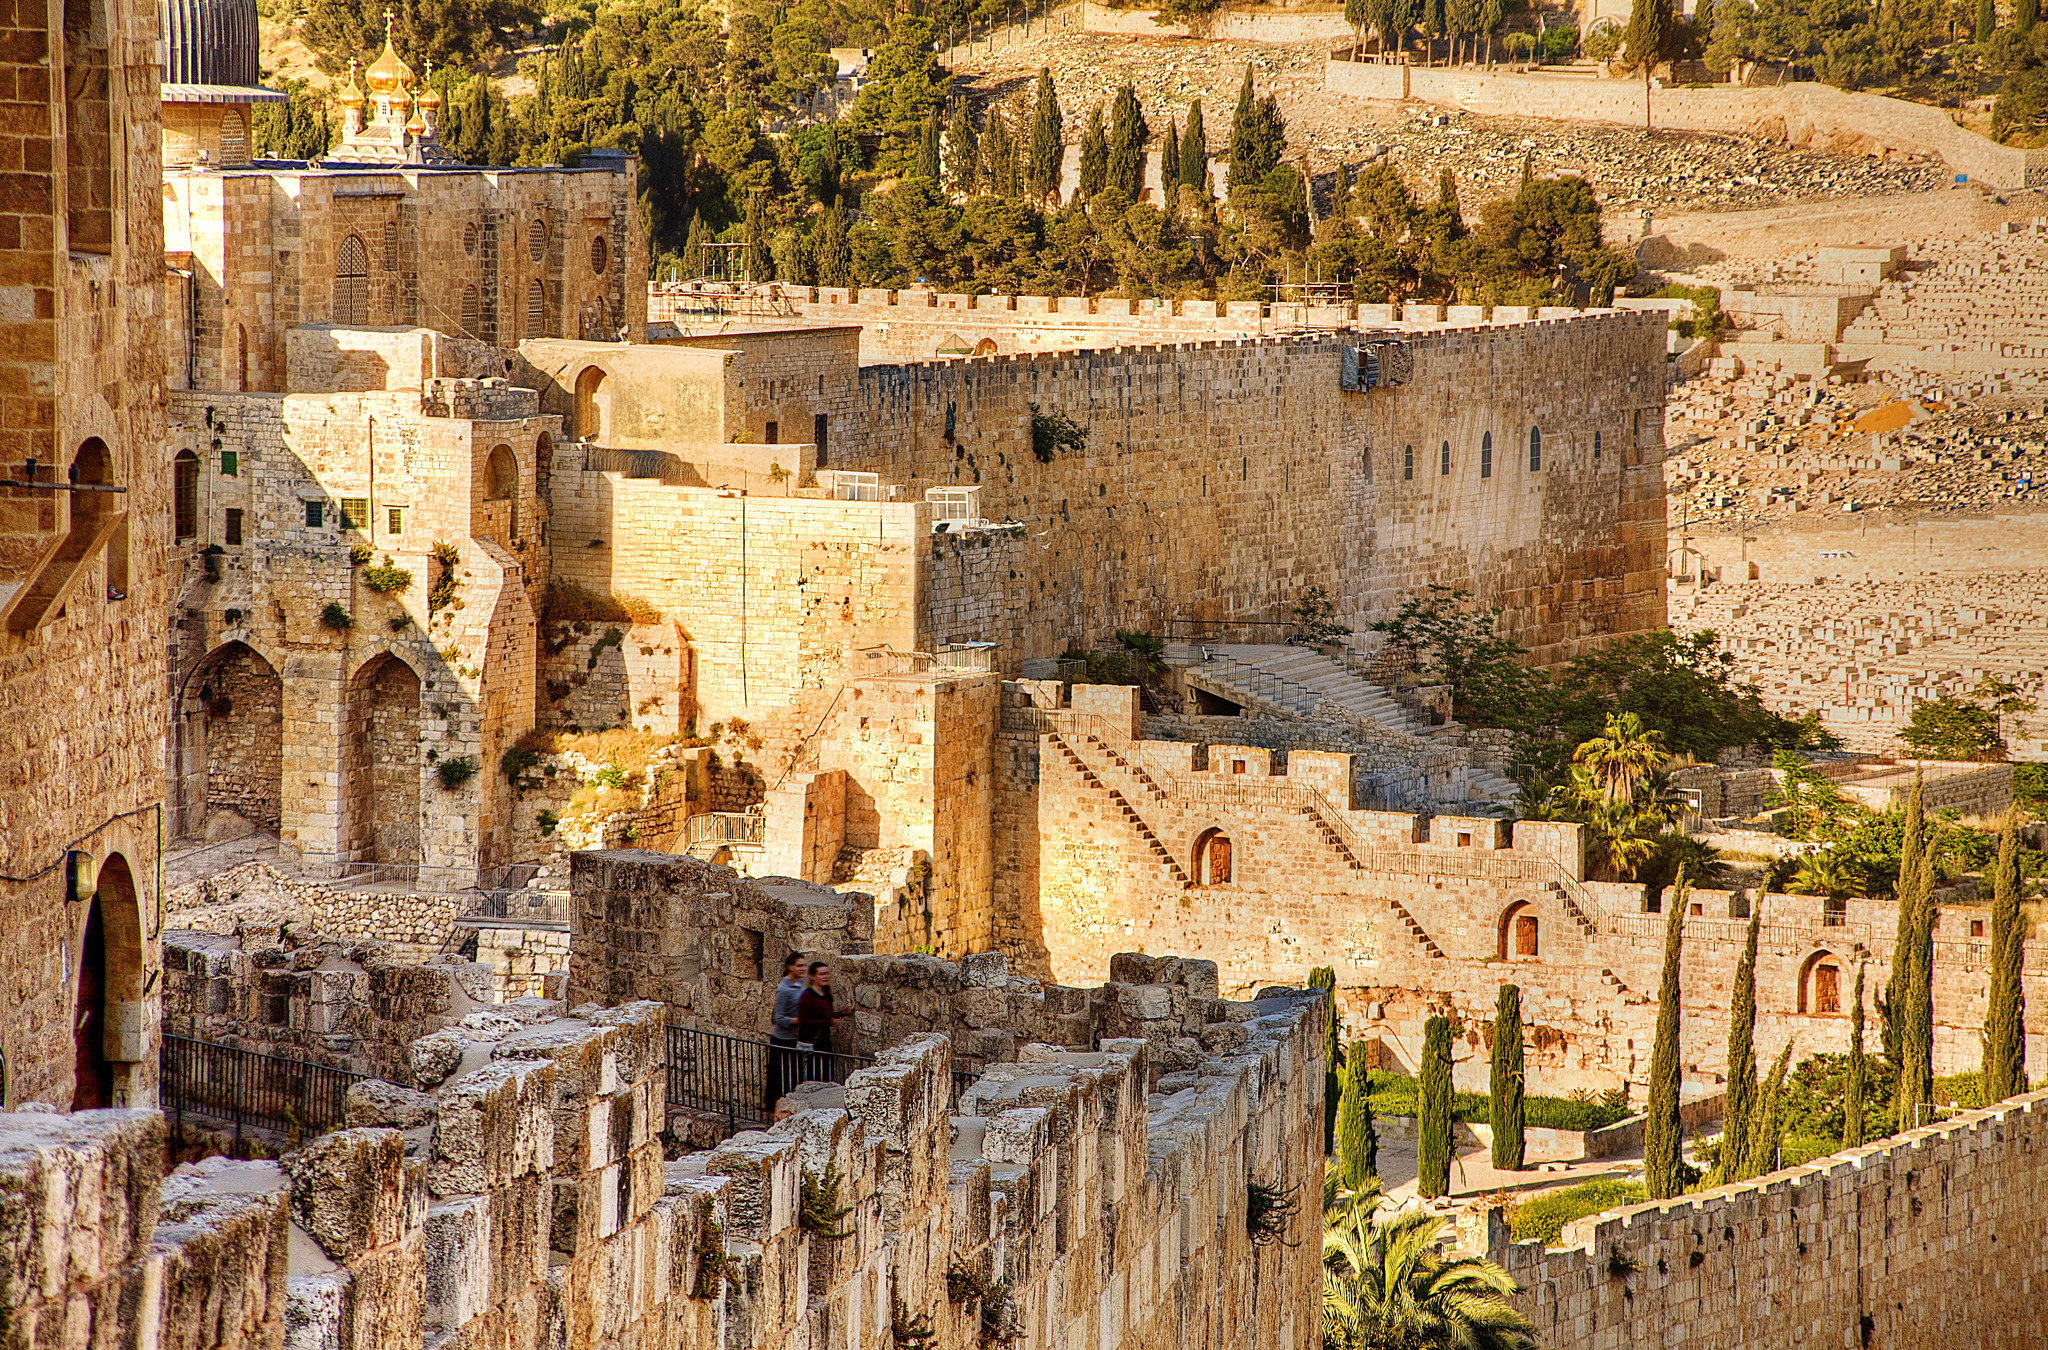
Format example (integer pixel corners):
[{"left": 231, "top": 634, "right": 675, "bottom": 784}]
[{"left": 764, "top": 954, "right": 853, "bottom": 1112}]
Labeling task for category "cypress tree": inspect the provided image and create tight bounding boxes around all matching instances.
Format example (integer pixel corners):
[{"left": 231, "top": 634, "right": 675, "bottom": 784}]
[
  {"left": 1894, "top": 774, "right": 1937, "bottom": 1133},
  {"left": 1489, "top": 984, "right": 1525, "bottom": 1171},
  {"left": 1308, "top": 966, "right": 1342, "bottom": 1154},
  {"left": 917, "top": 107, "right": 942, "bottom": 181},
  {"left": 1716, "top": 904, "right": 1761, "bottom": 1184},
  {"left": 1160, "top": 117, "right": 1181, "bottom": 210},
  {"left": 741, "top": 192, "right": 770, "bottom": 282},
  {"left": 1228, "top": 64, "right": 1256, "bottom": 189},
  {"left": 1977, "top": 0, "right": 1996, "bottom": 40},
  {"left": 1737, "top": 1043, "right": 1793, "bottom": 1180},
  {"left": 944, "top": 99, "right": 978, "bottom": 195},
  {"left": 1077, "top": 106, "right": 1107, "bottom": 198},
  {"left": 1180, "top": 101, "right": 1210, "bottom": 198},
  {"left": 1107, "top": 82, "right": 1147, "bottom": 199},
  {"left": 1336, "top": 1039, "right": 1378, "bottom": 1189},
  {"left": 1417, "top": 1016, "right": 1454, "bottom": 1198},
  {"left": 1844, "top": 960, "right": 1868, "bottom": 1148},
  {"left": 681, "top": 212, "right": 708, "bottom": 279},
  {"left": 2021, "top": 0, "right": 2039, "bottom": 35},
  {"left": 1025, "top": 68, "right": 1063, "bottom": 203},
  {"left": 1643, "top": 874, "right": 1688, "bottom": 1199},
  {"left": 1984, "top": 808, "right": 2028, "bottom": 1101},
  {"left": 1881, "top": 772, "right": 1925, "bottom": 1067}
]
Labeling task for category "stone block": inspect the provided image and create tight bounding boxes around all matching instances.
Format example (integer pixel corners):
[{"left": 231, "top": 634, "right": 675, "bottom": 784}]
[{"left": 283, "top": 1127, "right": 418, "bottom": 1265}]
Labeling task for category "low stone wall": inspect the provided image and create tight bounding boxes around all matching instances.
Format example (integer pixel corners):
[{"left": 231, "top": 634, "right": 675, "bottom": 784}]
[
  {"left": 1324, "top": 59, "right": 2048, "bottom": 189},
  {"left": 1491, "top": 1086, "right": 2048, "bottom": 1348},
  {"left": 163, "top": 927, "right": 491, "bottom": 1080},
  {"left": 167, "top": 859, "right": 469, "bottom": 949}
]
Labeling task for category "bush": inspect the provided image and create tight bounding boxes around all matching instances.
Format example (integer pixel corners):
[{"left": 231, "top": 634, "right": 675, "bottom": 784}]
[
  {"left": 1366, "top": 1071, "right": 1632, "bottom": 1131},
  {"left": 1027, "top": 403, "right": 1088, "bottom": 463},
  {"left": 1507, "top": 1179, "right": 1645, "bottom": 1246},
  {"left": 543, "top": 579, "right": 664, "bottom": 625},
  {"left": 362, "top": 555, "right": 414, "bottom": 594},
  {"left": 319, "top": 601, "right": 352, "bottom": 630},
  {"left": 349, "top": 542, "right": 372, "bottom": 566},
  {"left": 436, "top": 756, "right": 479, "bottom": 790}
]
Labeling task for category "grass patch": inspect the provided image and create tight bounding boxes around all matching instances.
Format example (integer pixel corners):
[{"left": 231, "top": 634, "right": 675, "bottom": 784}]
[
  {"left": 1507, "top": 1179, "right": 1645, "bottom": 1247},
  {"left": 1366, "top": 1071, "right": 1632, "bottom": 1132},
  {"left": 543, "top": 579, "right": 663, "bottom": 625},
  {"left": 518, "top": 726, "right": 679, "bottom": 773}
]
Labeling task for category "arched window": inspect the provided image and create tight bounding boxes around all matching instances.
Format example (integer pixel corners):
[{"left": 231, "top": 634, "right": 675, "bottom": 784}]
[
  {"left": 1529, "top": 426, "right": 1542, "bottom": 471},
  {"left": 1593, "top": 429, "right": 1602, "bottom": 461},
  {"left": 335, "top": 234, "right": 369, "bottom": 325},
  {"left": 527, "top": 217, "right": 547, "bottom": 262},
  {"left": 1480, "top": 431, "right": 1492, "bottom": 480},
  {"left": 1439, "top": 441, "right": 1450, "bottom": 476},
  {"left": 972, "top": 337, "right": 999, "bottom": 357},
  {"left": 1499, "top": 901, "right": 1539, "bottom": 960},
  {"left": 460, "top": 284, "right": 481, "bottom": 337},
  {"left": 174, "top": 449, "right": 199, "bottom": 540},
  {"left": 589, "top": 234, "right": 610, "bottom": 274},
  {"left": 526, "top": 279, "right": 546, "bottom": 338},
  {"left": 1403, "top": 444, "right": 1414, "bottom": 480},
  {"left": 220, "top": 108, "right": 247, "bottom": 165},
  {"left": 235, "top": 324, "right": 249, "bottom": 392},
  {"left": 484, "top": 444, "right": 518, "bottom": 501},
  {"left": 383, "top": 220, "right": 400, "bottom": 271},
  {"left": 63, "top": 0, "right": 113, "bottom": 255},
  {"left": 463, "top": 223, "right": 478, "bottom": 256},
  {"left": 1193, "top": 828, "right": 1233, "bottom": 885},
  {"left": 1800, "top": 952, "right": 1843, "bottom": 1015},
  {"left": 574, "top": 366, "right": 606, "bottom": 440}
]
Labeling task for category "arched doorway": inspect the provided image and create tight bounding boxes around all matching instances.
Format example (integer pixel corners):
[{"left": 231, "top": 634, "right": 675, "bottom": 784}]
[
  {"left": 482, "top": 443, "right": 518, "bottom": 545},
  {"left": 972, "top": 337, "right": 999, "bottom": 357},
  {"left": 1193, "top": 828, "right": 1233, "bottom": 886},
  {"left": 177, "top": 642, "right": 283, "bottom": 839},
  {"left": 343, "top": 653, "right": 422, "bottom": 867},
  {"left": 1799, "top": 951, "right": 1843, "bottom": 1015},
  {"left": 574, "top": 366, "right": 606, "bottom": 440},
  {"left": 1499, "top": 901, "right": 1540, "bottom": 960},
  {"left": 74, "top": 853, "right": 144, "bottom": 1109}
]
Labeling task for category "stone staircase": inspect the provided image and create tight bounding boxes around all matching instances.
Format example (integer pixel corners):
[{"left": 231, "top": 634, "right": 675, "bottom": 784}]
[
  {"left": 1047, "top": 732, "right": 1191, "bottom": 888},
  {"left": 1386, "top": 897, "right": 1447, "bottom": 959},
  {"left": 1173, "top": 644, "right": 1518, "bottom": 804}
]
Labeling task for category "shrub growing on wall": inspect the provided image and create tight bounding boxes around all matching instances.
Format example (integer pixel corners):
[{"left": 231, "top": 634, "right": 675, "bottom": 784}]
[{"left": 362, "top": 555, "right": 414, "bottom": 594}]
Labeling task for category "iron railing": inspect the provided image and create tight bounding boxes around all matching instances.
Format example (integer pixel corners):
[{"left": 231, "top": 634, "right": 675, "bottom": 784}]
[
  {"left": 685, "top": 810, "right": 766, "bottom": 849},
  {"left": 161, "top": 1034, "right": 365, "bottom": 1145},
  {"left": 664, "top": 1024, "right": 981, "bottom": 1136}
]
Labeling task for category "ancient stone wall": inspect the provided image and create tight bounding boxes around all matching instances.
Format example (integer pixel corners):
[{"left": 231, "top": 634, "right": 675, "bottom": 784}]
[
  {"left": 1492, "top": 1086, "right": 2048, "bottom": 1349},
  {"left": 164, "top": 384, "right": 555, "bottom": 885},
  {"left": 838, "top": 318, "right": 1669, "bottom": 670},
  {"left": 0, "top": 0, "right": 169, "bottom": 1108},
  {"left": 540, "top": 618, "right": 691, "bottom": 734},
  {"left": 167, "top": 860, "right": 470, "bottom": 952},
  {"left": 162, "top": 928, "right": 491, "bottom": 1080}
]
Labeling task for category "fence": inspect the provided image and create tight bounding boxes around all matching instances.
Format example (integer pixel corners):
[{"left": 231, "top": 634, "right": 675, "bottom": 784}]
[
  {"left": 664, "top": 1024, "right": 981, "bottom": 1136},
  {"left": 685, "top": 810, "right": 766, "bottom": 850},
  {"left": 161, "top": 1034, "right": 365, "bottom": 1146}
]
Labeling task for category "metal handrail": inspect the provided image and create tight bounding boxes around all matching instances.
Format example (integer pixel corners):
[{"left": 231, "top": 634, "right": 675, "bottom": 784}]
[
  {"left": 664, "top": 1024, "right": 981, "bottom": 1137},
  {"left": 161, "top": 1034, "right": 365, "bottom": 1147},
  {"left": 685, "top": 810, "right": 765, "bottom": 848}
]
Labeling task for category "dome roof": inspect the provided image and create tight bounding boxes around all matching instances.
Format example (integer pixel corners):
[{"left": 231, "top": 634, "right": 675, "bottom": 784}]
[
  {"left": 364, "top": 25, "right": 416, "bottom": 96},
  {"left": 158, "top": 0, "right": 262, "bottom": 89}
]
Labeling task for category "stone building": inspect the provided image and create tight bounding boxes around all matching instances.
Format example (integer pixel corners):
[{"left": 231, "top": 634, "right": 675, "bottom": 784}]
[{"left": 0, "top": 0, "right": 168, "bottom": 1108}]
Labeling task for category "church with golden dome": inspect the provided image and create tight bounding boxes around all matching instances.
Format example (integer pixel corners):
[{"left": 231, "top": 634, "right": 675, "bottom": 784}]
[{"left": 328, "top": 11, "right": 459, "bottom": 166}]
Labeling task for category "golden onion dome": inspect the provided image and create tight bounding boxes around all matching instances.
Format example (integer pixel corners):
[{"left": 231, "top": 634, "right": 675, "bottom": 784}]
[
  {"left": 363, "top": 12, "right": 414, "bottom": 95},
  {"left": 416, "top": 59, "right": 441, "bottom": 109}
]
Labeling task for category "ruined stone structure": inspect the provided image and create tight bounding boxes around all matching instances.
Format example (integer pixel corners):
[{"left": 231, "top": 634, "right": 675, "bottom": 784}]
[{"left": 0, "top": 0, "right": 168, "bottom": 1109}]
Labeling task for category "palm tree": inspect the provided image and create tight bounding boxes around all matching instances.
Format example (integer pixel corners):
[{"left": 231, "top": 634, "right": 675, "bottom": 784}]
[
  {"left": 1791, "top": 848, "right": 1860, "bottom": 901},
  {"left": 1572, "top": 711, "right": 1668, "bottom": 805},
  {"left": 1322, "top": 1209, "right": 1536, "bottom": 1350}
]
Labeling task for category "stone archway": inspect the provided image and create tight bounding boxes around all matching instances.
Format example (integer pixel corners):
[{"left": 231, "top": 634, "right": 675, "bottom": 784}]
[
  {"left": 343, "top": 652, "right": 423, "bottom": 867},
  {"left": 1193, "top": 827, "right": 1234, "bottom": 886},
  {"left": 74, "top": 853, "right": 145, "bottom": 1110},
  {"left": 177, "top": 641, "right": 283, "bottom": 839}
]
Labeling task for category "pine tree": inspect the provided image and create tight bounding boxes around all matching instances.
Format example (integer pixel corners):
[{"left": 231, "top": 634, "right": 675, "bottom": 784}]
[
  {"left": 1489, "top": 984, "right": 1525, "bottom": 1171},
  {"left": 1160, "top": 117, "right": 1181, "bottom": 211},
  {"left": 978, "top": 109, "right": 1019, "bottom": 198},
  {"left": 1977, "top": 0, "right": 1996, "bottom": 40},
  {"left": 1737, "top": 1043, "right": 1793, "bottom": 1180},
  {"left": 1228, "top": 64, "right": 1257, "bottom": 189},
  {"left": 681, "top": 212, "right": 709, "bottom": 279},
  {"left": 1643, "top": 875, "right": 1688, "bottom": 1199},
  {"left": 2021, "top": 0, "right": 2040, "bottom": 35},
  {"left": 1308, "top": 966, "right": 1342, "bottom": 1154},
  {"left": 1107, "top": 82, "right": 1148, "bottom": 199},
  {"left": 1715, "top": 904, "right": 1761, "bottom": 1184},
  {"left": 1984, "top": 808, "right": 2028, "bottom": 1101},
  {"left": 1417, "top": 1015, "right": 1454, "bottom": 1199},
  {"left": 1180, "top": 100, "right": 1210, "bottom": 198},
  {"left": 944, "top": 99, "right": 978, "bottom": 195},
  {"left": 1844, "top": 960, "right": 1868, "bottom": 1148},
  {"left": 1026, "top": 68, "right": 1064, "bottom": 204},
  {"left": 1077, "top": 105, "right": 1108, "bottom": 198},
  {"left": 917, "top": 107, "right": 942, "bottom": 181},
  {"left": 741, "top": 192, "right": 770, "bottom": 282},
  {"left": 1336, "top": 1039, "right": 1378, "bottom": 1189}
]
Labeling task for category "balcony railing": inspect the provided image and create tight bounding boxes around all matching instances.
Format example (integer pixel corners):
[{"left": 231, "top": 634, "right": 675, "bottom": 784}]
[
  {"left": 161, "top": 1034, "right": 365, "bottom": 1147},
  {"left": 664, "top": 1023, "right": 980, "bottom": 1138}
]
